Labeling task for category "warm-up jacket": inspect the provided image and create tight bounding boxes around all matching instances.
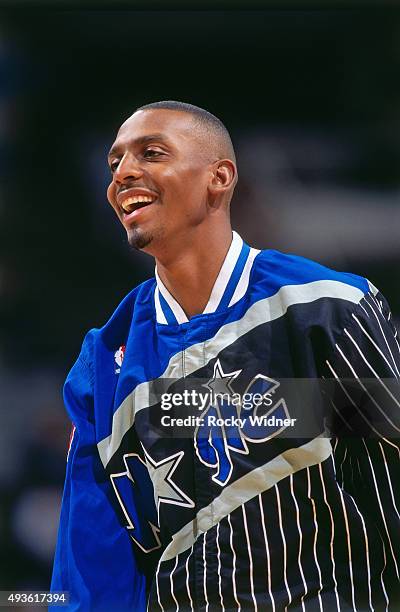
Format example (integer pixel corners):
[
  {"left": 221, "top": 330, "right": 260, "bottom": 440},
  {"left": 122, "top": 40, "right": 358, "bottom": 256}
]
[{"left": 51, "top": 232, "right": 400, "bottom": 611}]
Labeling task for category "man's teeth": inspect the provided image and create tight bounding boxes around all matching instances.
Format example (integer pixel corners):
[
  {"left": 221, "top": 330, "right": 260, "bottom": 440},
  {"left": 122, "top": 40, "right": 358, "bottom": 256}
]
[{"left": 121, "top": 195, "right": 154, "bottom": 212}]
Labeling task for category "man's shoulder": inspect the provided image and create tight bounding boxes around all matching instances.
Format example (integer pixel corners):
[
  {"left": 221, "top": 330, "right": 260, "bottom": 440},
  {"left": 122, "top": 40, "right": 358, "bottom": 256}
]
[
  {"left": 250, "top": 248, "right": 380, "bottom": 359},
  {"left": 253, "top": 247, "right": 370, "bottom": 298},
  {"left": 103, "top": 276, "right": 156, "bottom": 329},
  {"left": 79, "top": 277, "right": 156, "bottom": 356}
]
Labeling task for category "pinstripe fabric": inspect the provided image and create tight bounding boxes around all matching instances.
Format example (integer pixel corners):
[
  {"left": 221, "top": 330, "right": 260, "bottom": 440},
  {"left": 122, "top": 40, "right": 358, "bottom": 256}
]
[
  {"left": 144, "top": 290, "right": 400, "bottom": 611},
  {"left": 150, "top": 454, "right": 397, "bottom": 611}
]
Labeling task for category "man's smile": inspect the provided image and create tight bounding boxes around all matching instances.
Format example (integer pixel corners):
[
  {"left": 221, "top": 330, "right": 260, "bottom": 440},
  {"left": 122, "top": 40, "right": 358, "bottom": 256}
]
[
  {"left": 121, "top": 195, "right": 155, "bottom": 213},
  {"left": 116, "top": 187, "right": 158, "bottom": 214}
]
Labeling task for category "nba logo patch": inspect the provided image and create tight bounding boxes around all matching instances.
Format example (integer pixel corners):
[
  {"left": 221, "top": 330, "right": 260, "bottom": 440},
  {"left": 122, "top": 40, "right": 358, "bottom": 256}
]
[{"left": 114, "top": 345, "right": 126, "bottom": 374}]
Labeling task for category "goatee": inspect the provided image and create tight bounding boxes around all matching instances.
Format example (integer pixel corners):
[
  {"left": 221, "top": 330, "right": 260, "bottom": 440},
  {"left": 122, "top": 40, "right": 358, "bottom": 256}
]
[{"left": 127, "top": 228, "right": 153, "bottom": 251}]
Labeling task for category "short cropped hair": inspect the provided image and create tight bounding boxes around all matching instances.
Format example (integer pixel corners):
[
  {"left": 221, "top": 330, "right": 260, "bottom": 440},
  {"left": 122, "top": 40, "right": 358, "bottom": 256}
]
[{"left": 136, "top": 100, "right": 236, "bottom": 163}]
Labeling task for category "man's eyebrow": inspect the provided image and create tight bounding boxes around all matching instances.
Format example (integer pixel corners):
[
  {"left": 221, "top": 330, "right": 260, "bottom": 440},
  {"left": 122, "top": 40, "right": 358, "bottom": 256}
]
[{"left": 107, "top": 133, "right": 170, "bottom": 158}]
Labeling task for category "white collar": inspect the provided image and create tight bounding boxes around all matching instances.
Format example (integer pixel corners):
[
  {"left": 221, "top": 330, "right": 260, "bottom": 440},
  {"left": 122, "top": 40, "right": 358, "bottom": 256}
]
[{"left": 154, "top": 231, "right": 258, "bottom": 324}]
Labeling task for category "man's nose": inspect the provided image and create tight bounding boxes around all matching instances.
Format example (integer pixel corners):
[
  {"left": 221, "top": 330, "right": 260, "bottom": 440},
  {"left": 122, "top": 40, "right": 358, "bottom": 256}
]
[{"left": 114, "top": 153, "right": 143, "bottom": 183}]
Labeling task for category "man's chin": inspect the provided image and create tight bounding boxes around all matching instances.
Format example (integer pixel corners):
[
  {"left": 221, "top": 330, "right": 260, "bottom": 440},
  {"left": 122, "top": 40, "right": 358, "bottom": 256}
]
[{"left": 127, "top": 229, "right": 153, "bottom": 252}]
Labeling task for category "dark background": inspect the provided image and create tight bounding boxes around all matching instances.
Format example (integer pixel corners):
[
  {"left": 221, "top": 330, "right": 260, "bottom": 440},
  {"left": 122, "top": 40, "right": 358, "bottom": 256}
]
[{"left": 0, "top": 5, "right": 399, "bottom": 593}]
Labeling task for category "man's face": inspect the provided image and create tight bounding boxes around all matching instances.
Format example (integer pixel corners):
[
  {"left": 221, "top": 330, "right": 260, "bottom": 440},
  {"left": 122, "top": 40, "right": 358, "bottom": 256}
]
[{"left": 107, "top": 109, "right": 214, "bottom": 254}]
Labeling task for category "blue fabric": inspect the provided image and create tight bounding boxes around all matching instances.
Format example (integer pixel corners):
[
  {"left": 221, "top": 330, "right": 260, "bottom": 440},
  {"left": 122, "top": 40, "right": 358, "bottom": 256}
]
[{"left": 50, "top": 340, "right": 148, "bottom": 612}]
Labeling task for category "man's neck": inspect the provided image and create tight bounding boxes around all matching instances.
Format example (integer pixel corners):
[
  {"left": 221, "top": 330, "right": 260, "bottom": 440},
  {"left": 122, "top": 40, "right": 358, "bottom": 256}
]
[{"left": 155, "top": 226, "right": 233, "bottom": 319}]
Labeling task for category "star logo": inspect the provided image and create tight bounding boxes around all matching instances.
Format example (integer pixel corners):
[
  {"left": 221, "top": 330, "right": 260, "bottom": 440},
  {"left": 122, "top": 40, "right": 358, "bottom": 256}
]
[
  {"left": 144, "top": 449, "right": 194, "bottom": 510},
  {"left": 110, "top": 453, "right": 161, "bottom": 553},
  {"left": 203, "top": 359, "right": 242, "bottom": 401}
]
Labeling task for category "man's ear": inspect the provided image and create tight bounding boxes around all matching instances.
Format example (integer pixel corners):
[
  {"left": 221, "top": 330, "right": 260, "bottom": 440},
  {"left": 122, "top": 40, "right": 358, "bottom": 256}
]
[{"left": 208, "top": 159, "right": 237, "bottom": 196}]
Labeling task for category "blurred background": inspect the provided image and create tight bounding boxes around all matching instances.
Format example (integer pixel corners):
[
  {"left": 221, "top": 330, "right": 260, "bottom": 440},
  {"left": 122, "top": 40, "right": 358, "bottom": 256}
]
[{"left": 1, "top": 4, "right": 400, "bottom": 593}]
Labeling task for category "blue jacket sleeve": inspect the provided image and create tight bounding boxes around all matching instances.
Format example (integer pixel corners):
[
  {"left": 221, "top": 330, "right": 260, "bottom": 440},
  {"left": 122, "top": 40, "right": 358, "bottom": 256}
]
[{"left": 50, "top": 333, "right": 148, "bottom": 612}]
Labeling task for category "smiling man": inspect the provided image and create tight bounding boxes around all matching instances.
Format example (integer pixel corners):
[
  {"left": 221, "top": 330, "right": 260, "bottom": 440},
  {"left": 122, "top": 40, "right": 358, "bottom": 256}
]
[
  {"left": 51, "top": 101, "right": 400, "bottom": 611},
  {"left": 105, "top": 105, "right": 237, "bottom": 319}
]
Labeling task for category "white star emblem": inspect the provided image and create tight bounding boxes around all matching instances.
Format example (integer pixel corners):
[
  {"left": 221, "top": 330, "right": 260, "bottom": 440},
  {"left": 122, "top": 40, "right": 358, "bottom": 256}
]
[
  {"left": 110, "top": 453, "right": 161, "bottom": 553},
  {"left": 144, "top": 449, "right": 194, "bottom": 509}
]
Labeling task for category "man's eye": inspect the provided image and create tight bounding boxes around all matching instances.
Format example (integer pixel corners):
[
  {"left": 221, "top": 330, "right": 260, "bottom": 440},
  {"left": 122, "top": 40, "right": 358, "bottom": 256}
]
[
  {"left": 110, "top": 160, "right": 120, "bottom": 173},
  {"left": 144, "top": 149, "right": 163, "bottom": 158}
]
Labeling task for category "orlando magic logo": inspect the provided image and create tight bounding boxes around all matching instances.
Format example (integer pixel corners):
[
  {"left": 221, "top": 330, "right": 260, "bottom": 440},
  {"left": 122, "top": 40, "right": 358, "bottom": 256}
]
[{"left": 194, "top": 359, "right": 290, "bottom": 486}]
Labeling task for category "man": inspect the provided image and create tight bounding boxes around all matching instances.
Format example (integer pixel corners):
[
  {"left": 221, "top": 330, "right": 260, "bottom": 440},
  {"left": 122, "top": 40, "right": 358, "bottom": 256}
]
[{"left": 51, "top": 101, "right": 400, "bottom": 611}]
